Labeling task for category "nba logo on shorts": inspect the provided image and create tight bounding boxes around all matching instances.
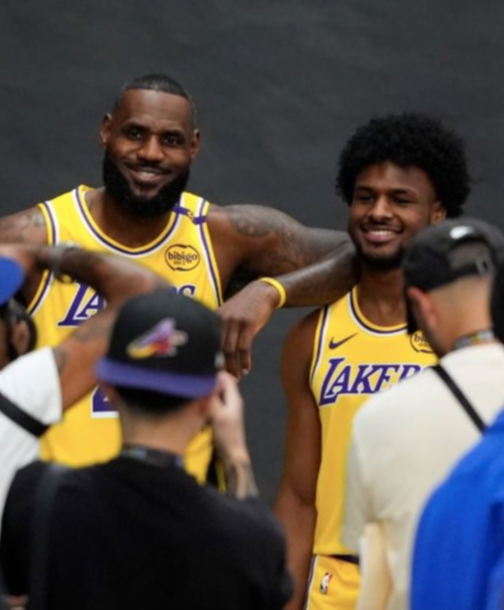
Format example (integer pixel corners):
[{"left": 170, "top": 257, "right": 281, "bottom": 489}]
[{"left": 320, "top": 572, "right": 332, "bottom": 595}]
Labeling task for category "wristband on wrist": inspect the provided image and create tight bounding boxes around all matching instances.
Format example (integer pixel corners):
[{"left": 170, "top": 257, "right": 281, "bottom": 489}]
[{"left": 259, "top": 277, "right": 287, "bottom": 309}]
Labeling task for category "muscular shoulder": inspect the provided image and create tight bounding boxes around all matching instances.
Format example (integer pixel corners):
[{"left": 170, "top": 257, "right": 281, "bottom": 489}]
[
  {"left": 284, "top": 309, "right": 321, "bottom": 364},
  {"left": 0, "top": 205, "right": 48, "bottom": 245},
  {"left": 207, "top": 202, "right": 294, "bottom": 238},
  {"left": 281, "top": 309, "right": 322, "bottom": 396}
]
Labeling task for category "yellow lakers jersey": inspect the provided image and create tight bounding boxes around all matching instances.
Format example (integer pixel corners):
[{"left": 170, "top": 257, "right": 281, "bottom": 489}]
[
  {"left": 29, "top": 185, "right": 223, "bottom": 480},
  {"left": 310, "top": 287, "right": 435, "bottom": 555}
]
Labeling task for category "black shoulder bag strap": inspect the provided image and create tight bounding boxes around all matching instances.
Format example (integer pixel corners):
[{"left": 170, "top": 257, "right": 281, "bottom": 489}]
[
  {"left": 0, "top": 392, "right": 48, "bottom": 437},
  {"left": 29, "top": 464, "right": 69, "bottom": 610},
  {"left": 433, "top": 364, "right": 486, "bottom": 433}
]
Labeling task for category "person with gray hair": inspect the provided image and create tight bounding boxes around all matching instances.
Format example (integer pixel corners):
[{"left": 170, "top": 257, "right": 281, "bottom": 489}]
[{"left": 342, "top": 218, "right": 504, "bottom": 610}]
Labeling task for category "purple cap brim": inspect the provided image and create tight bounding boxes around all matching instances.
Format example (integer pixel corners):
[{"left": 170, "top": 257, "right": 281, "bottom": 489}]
[
  {"left": 0, "top": 258, "right": 25, "bottom": 307},
  {"left": 96, "top": 358, "right": 218, "bottom": 398}
]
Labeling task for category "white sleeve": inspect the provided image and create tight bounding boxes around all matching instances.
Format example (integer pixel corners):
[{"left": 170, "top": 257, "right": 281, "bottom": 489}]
[
  {"left": 0, "top": 347, "right": 62, "bottom": 425},
  {"left": 342, "top": 429, "right": 373, "bottom": 553}
]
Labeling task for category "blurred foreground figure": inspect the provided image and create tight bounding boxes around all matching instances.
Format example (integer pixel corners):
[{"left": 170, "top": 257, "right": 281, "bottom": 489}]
[
  {"left": 1, "top": 291, "right": 292, "bottom": 610},
  {"left": 0, "top": 243, "right": 166, "bottom": 516},
  {"left": 411, "top": 255, "right": 504, "bottom": 610},
  {"left": 343, "top": 218, "right": 504, "bottom": 610}
]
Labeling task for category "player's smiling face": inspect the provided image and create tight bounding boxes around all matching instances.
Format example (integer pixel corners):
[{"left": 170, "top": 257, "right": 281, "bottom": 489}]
[
  {"left": 348, "top": 161, "right": 445, "bottom": 270},
  {"left": 100, "top": 89, "right": 200, "bottom": 216}
]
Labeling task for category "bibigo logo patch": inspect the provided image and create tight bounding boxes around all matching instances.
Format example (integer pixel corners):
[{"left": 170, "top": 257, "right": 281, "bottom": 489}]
[
  {"left": 165, "top": 244, "right": 200, "bottom": 271},
  {"left": 410, "top": 330, "right": 433, "bottom": 354}
]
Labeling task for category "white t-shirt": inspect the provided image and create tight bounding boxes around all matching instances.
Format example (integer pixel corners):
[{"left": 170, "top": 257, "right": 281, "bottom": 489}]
[
  {"left": 342, "top": 343, "right": 504, "bottom": 610},
  {"left": 0, "top": 347, "right": 62, "bottom": 518}
]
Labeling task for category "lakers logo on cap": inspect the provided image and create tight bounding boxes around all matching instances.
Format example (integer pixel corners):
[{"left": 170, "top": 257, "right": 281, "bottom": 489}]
[
  {"left": 165, "top": 244, "right": 200, "bottom": 271},
  {"left": 127, "top": 318, "right": 188, "bottom": 359},
  {"left": 410, "top": 330, "right": 433, "bottom": 354}
]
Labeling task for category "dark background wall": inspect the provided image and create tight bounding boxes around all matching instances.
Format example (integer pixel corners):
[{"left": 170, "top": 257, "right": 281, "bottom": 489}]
[{"left": 1, "top": 0, "right": 503, "bottom": 503}]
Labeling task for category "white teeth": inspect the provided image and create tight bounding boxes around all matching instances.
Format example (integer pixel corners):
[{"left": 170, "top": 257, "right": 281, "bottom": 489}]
[
  {"left": 369, "top": 230, "right": 394, "bottom": 235},
  {"left": 137, "top": 171, "right": 159, "bottom": 179}
]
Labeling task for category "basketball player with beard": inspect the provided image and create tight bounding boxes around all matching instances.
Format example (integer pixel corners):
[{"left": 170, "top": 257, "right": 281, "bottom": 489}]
[
  {"left": 0, "top": 74, "right": 355, "bottom": 478},
  {"left": 274, "top": 113, "right": 470, "bottom": 610}
]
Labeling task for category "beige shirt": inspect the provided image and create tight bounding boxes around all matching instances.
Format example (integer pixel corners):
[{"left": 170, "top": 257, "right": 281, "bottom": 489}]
[{"left": 342, "top": 343, "right": 504, "bottom": 610}]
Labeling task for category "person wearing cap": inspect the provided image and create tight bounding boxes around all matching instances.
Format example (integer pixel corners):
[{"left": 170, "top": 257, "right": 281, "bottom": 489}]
[
  {"left": 0, "top": 242, "right": 166, "bottom": 519},
  {"left": 0, "top": 290, "right": 292, "bottom": 609},
  {"left": 342, "top": 217, "right": 504, "bottom": 610},
  {"left": 410, "top": 258, "right": 504, "bottom": 610}
]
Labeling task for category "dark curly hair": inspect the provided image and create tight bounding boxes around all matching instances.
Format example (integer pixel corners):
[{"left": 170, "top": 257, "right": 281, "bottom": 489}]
[{"left": 336, "top": 113, "right": 470, "bottom": 217}]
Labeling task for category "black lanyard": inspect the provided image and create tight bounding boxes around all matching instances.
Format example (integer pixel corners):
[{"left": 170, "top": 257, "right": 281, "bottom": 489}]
[
  {"left": 433, "top": 365, "right": 486, "bottom": 433},
  {"left": 120, "top": 444, "right": 184, "bottom": 469}
]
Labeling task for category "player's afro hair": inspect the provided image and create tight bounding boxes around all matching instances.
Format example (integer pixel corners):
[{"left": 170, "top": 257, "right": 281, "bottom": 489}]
[{"left": 336, "top": 113, "right": 471, "bottom": 218}]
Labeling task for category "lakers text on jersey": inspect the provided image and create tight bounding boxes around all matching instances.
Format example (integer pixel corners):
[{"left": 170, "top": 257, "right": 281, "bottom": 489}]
[{"left": 310, "top": 287, "right": 436, "bottom": 556}]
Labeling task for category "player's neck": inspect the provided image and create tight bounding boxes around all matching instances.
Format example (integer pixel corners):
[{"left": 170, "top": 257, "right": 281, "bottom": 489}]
[
  {"left": 86, "top": 187, "right": 173, "bottom": 248},
  {"left": 357, "top": 266, "right": 406, "bottom": 327}
]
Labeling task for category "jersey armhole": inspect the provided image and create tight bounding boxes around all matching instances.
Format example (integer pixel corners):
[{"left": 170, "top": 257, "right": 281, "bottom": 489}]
[
  {"left": 198, "top": 199, "right": 224, "bottom": 307},
  {"left": 309, "top": 305, "right": 330, "bottom": 386},
  {"left": 26, "top": 203, "right": 56, "bottom": 314}
]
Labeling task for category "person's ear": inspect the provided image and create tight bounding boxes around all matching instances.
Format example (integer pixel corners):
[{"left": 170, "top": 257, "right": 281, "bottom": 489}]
[
  {"left": 190, "top": 129, "right": 201, "bottom": 160},
  {"left": 431, "top": 201, "right": 447, "bottom": 224},
  {"left": 406, "top": 286, "right": 437, "bottom": 330},
  {"left": 100, "top": 114, "right": 112, "bottom": 149}
]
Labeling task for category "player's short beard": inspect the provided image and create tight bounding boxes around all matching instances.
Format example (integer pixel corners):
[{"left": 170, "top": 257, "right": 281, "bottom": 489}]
[
  {"left": 355, "top": 243, "right": 405, "bottom": 271},
  {"left": 102, "top": 152, "right": 190, "bottom": 218}
]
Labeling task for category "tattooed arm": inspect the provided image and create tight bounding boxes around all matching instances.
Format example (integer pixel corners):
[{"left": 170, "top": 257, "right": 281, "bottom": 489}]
[
  {"left": 209, "top": 204, "right": 354, "bottom": 286},
  {"left": 0, "top": 207, "right": 49, "bottom": 305},
  {"left": 209, "top": 204, "right": 358, "bottom": 376},
  {"left": 211, "top": 372, "right": 258, "bottom": 500},
  {"left": 0, "top": 243, "right": 168, "bottom": 410}
]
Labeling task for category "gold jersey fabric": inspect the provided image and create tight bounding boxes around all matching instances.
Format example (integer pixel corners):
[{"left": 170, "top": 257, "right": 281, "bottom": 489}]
[
  {"left": 29, "top": 186, "right": 222, "bottom": 480},
  {"left": 310, "top": 287, "right": 436, "bottom": 556}
]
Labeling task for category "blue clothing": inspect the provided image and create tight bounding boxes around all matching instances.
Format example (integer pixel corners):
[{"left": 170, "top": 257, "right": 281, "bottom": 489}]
[{"left": 411, "top": 407, "right": 504, "bottom": 610}]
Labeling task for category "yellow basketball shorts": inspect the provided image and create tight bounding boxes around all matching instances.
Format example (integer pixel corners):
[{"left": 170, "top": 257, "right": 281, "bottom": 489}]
[{"left": 304, "top": 555, "right": 360, "bottom": 610}]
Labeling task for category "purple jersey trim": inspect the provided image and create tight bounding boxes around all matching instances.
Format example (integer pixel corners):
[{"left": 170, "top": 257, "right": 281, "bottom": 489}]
[
  {"left": 197, "top": 198, "right": 223, "bottom": 306},
  {"left": 96, "top": 358, "right": 217, "bottom": 398},
  {"left": 27, "top": 202, "right": 57, "bottom": 315},
  {"left": 171, "top": 205, "right": 207, "bottom": 225},
  {"left": 310, "top": 305, "right": 330, "bottom": 386},
  {"left": 75, "top": 188, "right": 180, "bottom": 256},
  {"left": 349, "top": 290, "right": 406, "bottom": 336}
]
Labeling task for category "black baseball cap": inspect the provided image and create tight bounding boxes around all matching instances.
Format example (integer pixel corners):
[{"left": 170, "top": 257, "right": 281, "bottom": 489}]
[
  {"left": 403, "top": 218, "right": 504, "bottom": 292},
  {"left": 0, "top": 257, "right": 25, "bottom": 307},
  {"left": 96, "top": 288, "right": 224, "bottom": 398}
]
